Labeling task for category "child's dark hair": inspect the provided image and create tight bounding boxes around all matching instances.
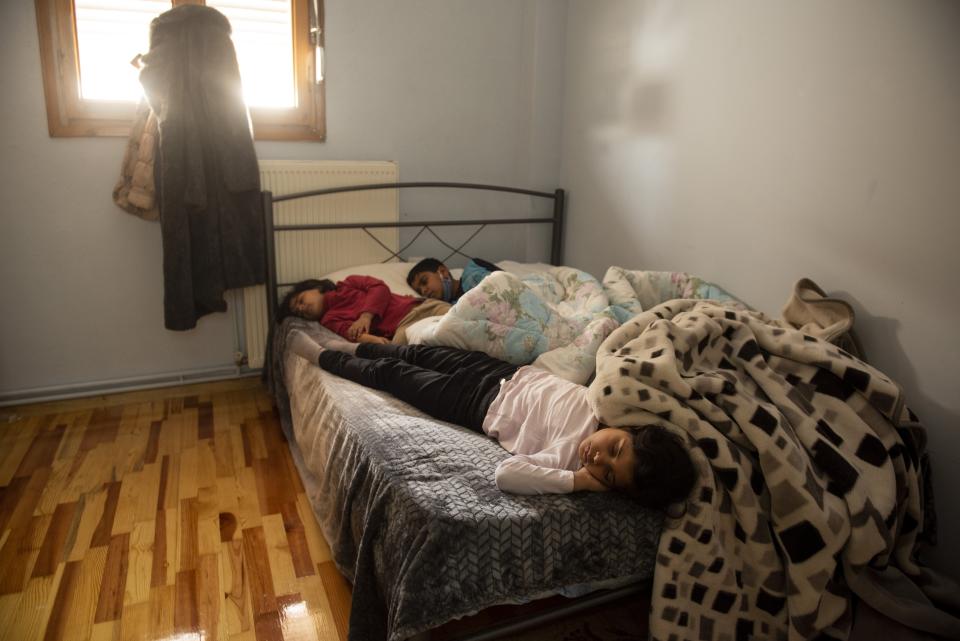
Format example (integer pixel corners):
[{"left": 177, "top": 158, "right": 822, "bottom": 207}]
[
  {"left": 628, "top": 425, "right": 697, "bottom": 511},
  {"left": 277, "top": 278, "right": 335, "bottom": 322},
  {"left": 406, "top": 258, "right": 444, "bottom": 287}
]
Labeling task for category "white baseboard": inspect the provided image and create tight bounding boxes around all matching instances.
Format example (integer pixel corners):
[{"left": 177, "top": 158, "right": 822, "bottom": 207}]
[{"left": 0, "top": 365, "right": 261, "bottom": 407}]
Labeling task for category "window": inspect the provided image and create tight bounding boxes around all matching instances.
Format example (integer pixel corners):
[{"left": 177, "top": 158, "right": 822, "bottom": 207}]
[{"left": 35, "top": 0, "right": 325, "bottom": 141}]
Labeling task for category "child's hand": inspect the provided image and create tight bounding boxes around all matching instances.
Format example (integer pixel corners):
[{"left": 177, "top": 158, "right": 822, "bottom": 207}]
[
  {"left": 357, "top": 333, "right": 389, "bottom": 345},
  {"left": 573, "top": 467, "right": 610, "bottom": 493},
  {"left": 348, "top": 312, "right": 375, "bottom": 340}
]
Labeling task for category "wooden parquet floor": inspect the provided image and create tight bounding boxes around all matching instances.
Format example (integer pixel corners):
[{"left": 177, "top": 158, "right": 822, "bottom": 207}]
[{"left": 0, "top": 378, "right": 351, "bottom": 641}]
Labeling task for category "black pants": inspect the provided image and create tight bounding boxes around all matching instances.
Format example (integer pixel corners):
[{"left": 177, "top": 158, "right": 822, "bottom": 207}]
[{"left": 318, "top": 344, "right": 519, "bottom": 432}]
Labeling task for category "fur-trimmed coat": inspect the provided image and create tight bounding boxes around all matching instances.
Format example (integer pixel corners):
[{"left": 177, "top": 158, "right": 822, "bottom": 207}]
[
  {"left": 139, "top": 5, "right": 264, "bottom": 331},
  {"left": 113, "top": 100, "right": 160, "bottom": 221}
]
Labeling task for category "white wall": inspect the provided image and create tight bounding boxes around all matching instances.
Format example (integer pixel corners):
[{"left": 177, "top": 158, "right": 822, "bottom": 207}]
[
  {"left": 560, "top": 0, "right": 960, "bottom": 578},
  {"left": 0, "top": 0, "right": 566, "bottom": 399}
]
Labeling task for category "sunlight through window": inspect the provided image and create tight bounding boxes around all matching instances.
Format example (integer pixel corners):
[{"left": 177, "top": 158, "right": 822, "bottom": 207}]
[
  {"left": 38, "top": 0, "right": 321, "bottom": 138},
  {"left": 206, "top": 0, "right": 296, "bottom": 108},
  {"left": 74, "top": 0, "right": 170, "bottom": 101},
  {"left": 74, "top": 0, "right": 296, "bottom": 108}
]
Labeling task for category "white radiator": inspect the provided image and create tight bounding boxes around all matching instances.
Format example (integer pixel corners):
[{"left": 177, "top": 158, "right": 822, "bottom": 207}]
[{"left": 243, "top": 160, "right": 399, "bottom": 368}]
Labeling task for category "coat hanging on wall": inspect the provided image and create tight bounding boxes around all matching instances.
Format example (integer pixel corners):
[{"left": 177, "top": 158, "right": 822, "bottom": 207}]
[{"left": 139, "top": 4, "right": 265, "bottom": 331}]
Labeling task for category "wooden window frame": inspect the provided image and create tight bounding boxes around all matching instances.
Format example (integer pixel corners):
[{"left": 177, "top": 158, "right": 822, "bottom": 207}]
[{"left": 34, "top": 0, "right": 325, "bottom": 141}]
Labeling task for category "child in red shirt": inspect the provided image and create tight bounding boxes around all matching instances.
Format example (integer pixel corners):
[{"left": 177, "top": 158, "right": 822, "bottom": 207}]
[{"left": 280, "top": 276, "right": 448, "bottom": 343}]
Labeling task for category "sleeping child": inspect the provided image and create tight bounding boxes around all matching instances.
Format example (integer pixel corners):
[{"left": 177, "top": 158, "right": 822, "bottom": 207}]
[
  {"left": 287, "top": 330, "right": 696, "bottom": 509},
  {"left": 279, "top": 275, "right": 450, "bottom": 344},
  {"left": 406, "top": 257, "right": 501, "bottom": 303}
]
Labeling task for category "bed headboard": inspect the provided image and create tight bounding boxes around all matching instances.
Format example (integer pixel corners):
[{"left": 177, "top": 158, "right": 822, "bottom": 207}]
[{"left": 261, "top": 181, "right": 566, "bottom": 327}]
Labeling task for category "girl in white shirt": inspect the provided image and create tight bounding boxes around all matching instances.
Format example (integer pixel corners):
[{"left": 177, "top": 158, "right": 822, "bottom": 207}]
[{"left": 289, "top": 331, "right": 696, "bottom": 510}]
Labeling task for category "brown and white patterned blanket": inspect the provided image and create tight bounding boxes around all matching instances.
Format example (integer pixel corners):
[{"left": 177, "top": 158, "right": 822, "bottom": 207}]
[{"left": 588, "top": 298, "right": 959, "bottom": 640}]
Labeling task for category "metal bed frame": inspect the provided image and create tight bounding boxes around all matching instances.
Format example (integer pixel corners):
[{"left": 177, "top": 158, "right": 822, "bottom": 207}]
[
  {"left": 261, "top": 181, "right": 565, "bottom": 324},
  {"left": 260, "top": 181, "right": 648, "bottom": 640}
]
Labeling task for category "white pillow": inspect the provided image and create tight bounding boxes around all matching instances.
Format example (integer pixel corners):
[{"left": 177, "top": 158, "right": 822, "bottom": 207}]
[
  {"left": 321, "top": 262, "right": 419, "bottom": 296},
  {"left": 403, "top": 315, "right": 443, "bottom": 344}
]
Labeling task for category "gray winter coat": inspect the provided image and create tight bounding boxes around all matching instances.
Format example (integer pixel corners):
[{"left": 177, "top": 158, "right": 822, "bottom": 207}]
[{"left": 139, "top": 5, "right": 264, "bottom": 331}]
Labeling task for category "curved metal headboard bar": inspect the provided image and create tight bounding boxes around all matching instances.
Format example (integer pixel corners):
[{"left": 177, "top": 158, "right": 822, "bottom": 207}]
[
  {"left": 271, "top": 181, "right": 557, "bottom": 203},
  {"left": 262, "top": 182, "right": 566, "bottom": 327},
  {"left": 275, "top": 222, "right": 493, "bottom": 288}
]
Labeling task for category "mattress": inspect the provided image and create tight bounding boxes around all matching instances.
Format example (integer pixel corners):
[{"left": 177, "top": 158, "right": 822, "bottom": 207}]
[{"left": 272, "top": 319, "right": 663, "bottom": 641}]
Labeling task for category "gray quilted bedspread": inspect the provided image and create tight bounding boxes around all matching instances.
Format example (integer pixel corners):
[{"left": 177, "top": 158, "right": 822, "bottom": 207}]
[{"left": 269, "top": 319, "right": 662, "bottom": 641}]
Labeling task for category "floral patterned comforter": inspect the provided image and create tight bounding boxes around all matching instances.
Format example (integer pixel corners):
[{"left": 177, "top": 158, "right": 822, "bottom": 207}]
[
  {"left": 602, "top": 266, "right": 745, "bottom": 315},
  {"left": 408, "top": 266, "right": 742, "bottom": 385},
  {"left": 411, "top": 267, "right": 617, "bottom": 384}
]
